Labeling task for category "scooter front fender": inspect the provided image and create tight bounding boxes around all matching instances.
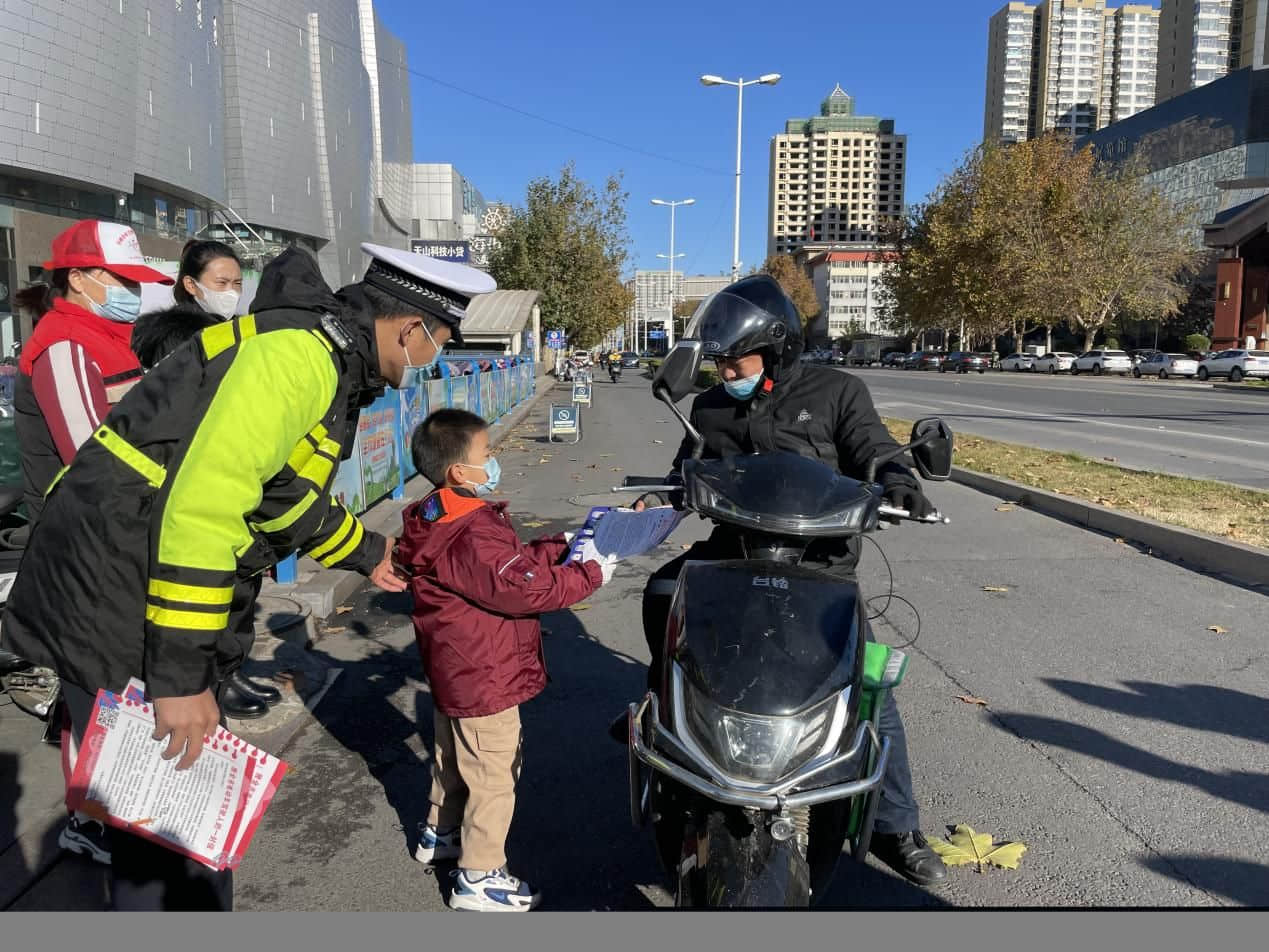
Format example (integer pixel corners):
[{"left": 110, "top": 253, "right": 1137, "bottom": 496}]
[{"left": 679, "top": 809, "right": 812, "bottom": 908}]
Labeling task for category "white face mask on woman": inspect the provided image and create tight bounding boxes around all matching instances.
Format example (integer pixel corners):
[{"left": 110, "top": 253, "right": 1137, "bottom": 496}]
[{"left": 194, "top": 281, "right": 241, "bottom": 321}]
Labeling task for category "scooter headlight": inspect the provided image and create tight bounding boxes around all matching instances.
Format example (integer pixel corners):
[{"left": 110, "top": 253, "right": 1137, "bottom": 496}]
[{"left": 682, "top": 680, "right": 841, "bottom": 784}]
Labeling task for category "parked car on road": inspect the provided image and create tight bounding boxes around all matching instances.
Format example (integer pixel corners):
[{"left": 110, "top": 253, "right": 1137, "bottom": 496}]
[
  {"left": 999, "top": 352, "right": 1036, "bottom": 372},
  {"left": 882, "top": 351, "right": 908, "bottom": 368},
  {"left": 901, "top": 351, "right": 923, "bottom": 370},
  {"left": 619, "top": 351, "right": 641, "bottom": 368},
  {"left": 916, "top": 351, "right": 945, "bottom": 371},
  {"left": 1127, "top": 349, "right": 1162, "bottom": 368},
  {"left": 1071, "top": 349, "right": 1132, "bottom": 376},
  {"left": 1134, "top": 352, "right": 1198, "bottom": 379},
  {"left": 1033, "top": 352, "right": 1075, "bottom": 373},
  {"left": 940, "top": 352, "right": 989, "bottom": 374},
  {"left": 1196, "top": 349, "right": 1269, "bottom": 381}
]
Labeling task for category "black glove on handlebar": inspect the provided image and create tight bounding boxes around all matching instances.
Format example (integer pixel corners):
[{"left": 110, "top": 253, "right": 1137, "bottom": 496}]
[
  {"left": 880, "top": 470, "right": 935, "bottom": 520},
  {"left": 637, "top": 473, "right": 686, "bottom": 512}
]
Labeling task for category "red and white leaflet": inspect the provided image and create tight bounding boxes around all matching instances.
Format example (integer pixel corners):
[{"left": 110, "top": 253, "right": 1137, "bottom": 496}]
[
  {"left": 223, "top": 736, "right": 287, "bottom": 869},
  {"left": 67, "top": 686, "right": 287, "bottom": 870}
]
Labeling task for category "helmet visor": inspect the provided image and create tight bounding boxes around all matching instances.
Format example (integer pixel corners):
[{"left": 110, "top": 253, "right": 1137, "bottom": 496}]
[{"left": 685, "top": 291, "right": 787, "bottom": 360}]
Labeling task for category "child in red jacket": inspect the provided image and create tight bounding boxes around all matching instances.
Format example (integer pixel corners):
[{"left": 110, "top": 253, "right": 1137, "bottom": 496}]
[{"left": 396, "top": 408, "right": 615, "bottom": 911}]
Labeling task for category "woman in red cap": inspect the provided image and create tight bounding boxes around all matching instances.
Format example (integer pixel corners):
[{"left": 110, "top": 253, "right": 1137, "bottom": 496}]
[
  {"left": 10, "top": 219, "right": 172, "bottom": 868},
  {"left": 12, "top": 220, "right": 173, "bottom": 523}
]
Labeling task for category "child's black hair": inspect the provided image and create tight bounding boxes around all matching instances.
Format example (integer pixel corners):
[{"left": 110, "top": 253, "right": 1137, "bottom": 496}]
[
  {"left": 131, "top": 305, "right": 221, "bottom": 369},
  {"left": 412, "top": 408, "right": 488, "bottom": 486}
]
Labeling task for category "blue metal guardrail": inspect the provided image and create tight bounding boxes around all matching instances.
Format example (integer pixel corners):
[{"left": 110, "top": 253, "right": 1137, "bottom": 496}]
[{"left": 274, "top": 357, "right": 536, "bottom": 583}]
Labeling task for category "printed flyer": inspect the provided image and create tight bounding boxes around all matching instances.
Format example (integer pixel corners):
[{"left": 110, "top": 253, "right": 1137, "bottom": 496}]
[{"left": 66, "top": 681, "right": 287, "bottom": 871}]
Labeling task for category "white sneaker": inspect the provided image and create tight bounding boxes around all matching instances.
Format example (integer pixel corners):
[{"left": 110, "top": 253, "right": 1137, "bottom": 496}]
[
  {"left": 448, "top": 867, "right": 541, "bottom": 911},
  {"left": 58, "top": 815, "right": 111, "bottom": 865},
  {"left": 414, "top": 823, "right": 461, "bottom": 864}
]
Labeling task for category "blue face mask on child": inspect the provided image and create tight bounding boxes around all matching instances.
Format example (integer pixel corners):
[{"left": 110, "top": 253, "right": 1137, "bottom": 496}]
[{"left": 463, "top": 457, "right": 501, "bottom": 496}]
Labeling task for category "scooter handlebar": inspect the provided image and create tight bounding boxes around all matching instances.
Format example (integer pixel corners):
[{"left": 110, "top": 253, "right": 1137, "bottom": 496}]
[{"left": 877, "top": 503, "right": 950, "bottom": 525}]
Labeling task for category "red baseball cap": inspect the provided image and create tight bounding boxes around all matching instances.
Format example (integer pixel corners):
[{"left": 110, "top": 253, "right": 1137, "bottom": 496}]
[{"left": 43, "top": 220, "right": 174, "bottom": 285}]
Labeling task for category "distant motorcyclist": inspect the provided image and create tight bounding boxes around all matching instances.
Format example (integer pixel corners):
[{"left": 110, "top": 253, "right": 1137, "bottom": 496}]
[{"left": 621, "top": 274, "right": 947, "bottom": 888}]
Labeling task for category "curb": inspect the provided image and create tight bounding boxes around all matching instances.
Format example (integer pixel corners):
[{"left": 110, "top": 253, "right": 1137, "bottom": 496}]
[
  {"left": 266, "top": 374, "right": 560, "bottom": 622},
  {"left": 949, "top": 468, "right": 1269, "bottom": 592},
  {"left": 1212, "top": 383, "right": 1269, "bottom": 396}
]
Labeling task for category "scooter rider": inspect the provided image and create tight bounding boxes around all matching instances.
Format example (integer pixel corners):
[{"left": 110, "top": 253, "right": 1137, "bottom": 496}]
[{"left": 626, "top": 274, "right": 947, "bottom": 888}]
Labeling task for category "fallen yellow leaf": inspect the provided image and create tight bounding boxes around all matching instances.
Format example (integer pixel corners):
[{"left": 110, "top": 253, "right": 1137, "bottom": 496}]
[
  {"left": 520, "top": 520, "right": 546, "bottom": 528},
  {"left": 573, "top": 604, "right": 592, "bottom": 612},
  {"left": 982, "top": 585, "right": 1010, "bottom": 593},
  {"left": 956, "top": 695, "right": 989, "bottom": 706},
  {"left": 336, "top": 606, "right": 353, "bottom": 615},
  {"left": 1208, "top": 625, "right": 1229, "bottom": 635},
  {"left": 929, "top": 825, "right": 1027, "bottom": 872},
  {"left": 995, "top": 505, "right": 1015, "bottom": 512}
]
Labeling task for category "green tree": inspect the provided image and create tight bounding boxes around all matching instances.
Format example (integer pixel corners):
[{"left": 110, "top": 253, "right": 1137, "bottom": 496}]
[
  {"left": 760, "top": 254, "right": 820, "bottom": 325},
  {"left": 487, "top": 163, "right": 633, "bottom": 348},
  {"left": 1185, "top": 333, "right": 1211, "bottom": 353},
  {"left": 880, "top": 136, "right": 1204, "bottom": 353}
]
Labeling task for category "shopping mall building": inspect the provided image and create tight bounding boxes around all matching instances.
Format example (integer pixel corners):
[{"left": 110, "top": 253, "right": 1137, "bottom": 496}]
[
  {"left": 0, "top": 0, "right": 414, "bottom": 351},
  {"left": 1080, "top": 67, "right": 1269, "bottom": 349}
]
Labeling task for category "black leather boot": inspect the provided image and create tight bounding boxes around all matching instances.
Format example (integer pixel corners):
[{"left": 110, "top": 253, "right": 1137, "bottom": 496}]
[
  {"left": 230, "top": 670, "right": 282, "bottom": 706},
  {"left": 221, "top": 678, "right": 268, "bottom": 719},
  {"left": 869, "top": 830, "right": 949, "bottom": 887}
]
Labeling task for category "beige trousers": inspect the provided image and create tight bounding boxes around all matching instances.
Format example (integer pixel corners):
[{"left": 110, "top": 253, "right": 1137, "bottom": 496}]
[{"left": 427, "top": 705, "right": 523, "bottom": 872}]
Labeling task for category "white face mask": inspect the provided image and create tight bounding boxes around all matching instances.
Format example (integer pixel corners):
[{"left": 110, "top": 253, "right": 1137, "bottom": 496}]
[{"left": 194, "top": 281, "right": 241, "bottom": 321}]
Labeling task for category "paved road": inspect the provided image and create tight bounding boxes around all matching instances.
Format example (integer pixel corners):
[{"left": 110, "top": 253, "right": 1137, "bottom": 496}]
[
  {"left": 227, "top": 375, "right": 1268, "bottom": 909},
  {"left": 849, "top": 367, "right": 1269, "bottom": 490}
]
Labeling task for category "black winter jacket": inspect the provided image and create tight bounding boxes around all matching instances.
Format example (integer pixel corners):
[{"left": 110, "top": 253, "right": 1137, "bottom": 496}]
[{"left": 670, "top": 361, "right": 918, "bottom": 568}]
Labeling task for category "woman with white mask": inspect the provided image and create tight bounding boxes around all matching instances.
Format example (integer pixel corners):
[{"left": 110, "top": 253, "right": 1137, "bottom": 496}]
[{"left": 174, "top": 240, "right": 243, "bottom": 320}]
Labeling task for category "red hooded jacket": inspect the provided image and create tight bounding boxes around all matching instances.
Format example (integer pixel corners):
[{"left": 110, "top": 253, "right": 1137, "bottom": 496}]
[{"left": 396, "top": 488, "right": 603, "bottom": 718}]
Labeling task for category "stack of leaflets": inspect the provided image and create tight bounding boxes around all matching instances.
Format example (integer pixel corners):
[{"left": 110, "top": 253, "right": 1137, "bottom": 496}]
[{"left": 66, "top": 678, "right": 288, "bottom": 871}]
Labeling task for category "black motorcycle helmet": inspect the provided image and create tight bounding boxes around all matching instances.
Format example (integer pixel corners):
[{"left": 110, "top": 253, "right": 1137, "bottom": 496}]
[{"left": 686, "top": 274, "right": 805, "bottom": 381}]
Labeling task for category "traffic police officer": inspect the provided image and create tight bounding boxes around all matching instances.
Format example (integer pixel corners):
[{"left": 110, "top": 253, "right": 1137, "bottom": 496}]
[{"left": 0, "top": 242, "right": 494, "bottom": 909}]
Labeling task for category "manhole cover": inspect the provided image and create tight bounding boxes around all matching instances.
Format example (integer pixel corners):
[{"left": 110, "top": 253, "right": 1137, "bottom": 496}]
[{"left": 253, "top": 594, "right": 310, "bottom": 637}]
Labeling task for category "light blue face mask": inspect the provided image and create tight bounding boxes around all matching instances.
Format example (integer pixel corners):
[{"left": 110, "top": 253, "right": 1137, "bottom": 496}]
[
  {"left": 463, "top": 457, "right": 501, "bottom": 496},
  {"left": 723, "top": 371, "right": 764, "bottom": 401},
  {"left": 83, "top": 272, "right": 142, "bottom": 324},
  {"left": 402, "top": 322, "right": 444, "bottom": 386}
]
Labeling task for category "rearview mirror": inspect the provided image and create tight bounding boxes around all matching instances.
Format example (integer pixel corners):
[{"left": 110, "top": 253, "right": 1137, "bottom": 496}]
[
  {"left": 653, "top": 340, "right": 703, "bottom": 403},
  {"left": 910, "top": 418, "right": 953, "bottom": 481}
]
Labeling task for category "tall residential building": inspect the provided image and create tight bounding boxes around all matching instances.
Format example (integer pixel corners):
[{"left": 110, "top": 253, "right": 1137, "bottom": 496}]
[
  {"left": 1156, "top": 1, "right": 1257, "bottom": 102},
  {"left": 0, "top": 0, "right": 413, "bottom": 344},
  {"left": 1108, "top": 5, "right": 1162, "bottom": 122},
  {"left": 767, "top": 86, "right": 906, "bottom": 259},
  {"left": 984, "top": 3, "right": 1041, "bottom": 143},
  {"left": 983, "top": 1, "right": 1159, "bottom": 144}
]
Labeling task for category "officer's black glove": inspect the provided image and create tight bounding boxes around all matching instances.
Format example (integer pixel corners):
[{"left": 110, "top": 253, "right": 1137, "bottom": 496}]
[{"left": 880, "top": 470, "right": 935, "bottom": 521}]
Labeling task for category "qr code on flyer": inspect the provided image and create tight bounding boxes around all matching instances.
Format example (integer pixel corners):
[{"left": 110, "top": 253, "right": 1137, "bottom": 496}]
[{"left": 95, "top": 703, "right": 119, "bottom": 730}]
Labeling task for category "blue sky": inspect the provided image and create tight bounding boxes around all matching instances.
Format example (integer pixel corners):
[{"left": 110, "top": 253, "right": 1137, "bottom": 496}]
[{"left": 375, "top": 0, "right": 1003, "bottom": 278}]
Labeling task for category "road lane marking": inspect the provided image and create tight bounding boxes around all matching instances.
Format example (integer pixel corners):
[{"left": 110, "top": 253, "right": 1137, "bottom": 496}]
[
  {"left": 879, "top": 400, "right": 1269, "bottom": 482},
  {"left": 878, "top": 395, "right": 1268, "bottom": 448}
]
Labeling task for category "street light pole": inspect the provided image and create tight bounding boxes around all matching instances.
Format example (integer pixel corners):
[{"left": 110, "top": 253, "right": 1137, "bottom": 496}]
[
  {"left": 652, "top": 197, "right": 695, "bottom": 349},
  {"left": 701, "top": 73, "right": 781, "bottom": 282}
]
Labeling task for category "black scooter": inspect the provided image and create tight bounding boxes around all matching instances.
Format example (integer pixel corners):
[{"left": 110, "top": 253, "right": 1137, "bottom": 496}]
[
  {"left": 622, "top": 341, "right": 953, "bottom": 907},
  {"left": 609, "top": 361, "right": 622, "bottom": 383}
]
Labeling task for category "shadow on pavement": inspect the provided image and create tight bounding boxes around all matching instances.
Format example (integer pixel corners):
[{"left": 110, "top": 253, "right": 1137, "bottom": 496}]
[
  {"left": 1139, "top": 854, "right": 1269, "bottom": 906},
  {"left": 990, "top": 712, "right": 1269, "bottom": 815},
  {"left": 1041, "top": 679, "right": 1269, "bottom": 746},
  {"left": 302, "top": 585, "right": 661, "bottom": 909}
]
